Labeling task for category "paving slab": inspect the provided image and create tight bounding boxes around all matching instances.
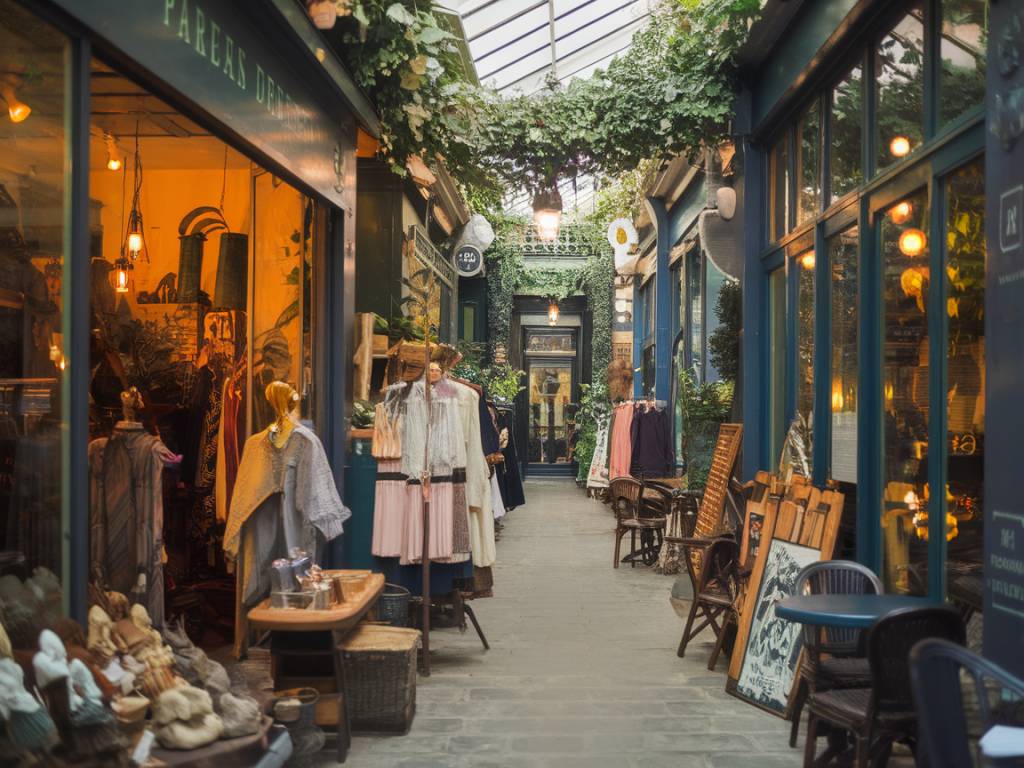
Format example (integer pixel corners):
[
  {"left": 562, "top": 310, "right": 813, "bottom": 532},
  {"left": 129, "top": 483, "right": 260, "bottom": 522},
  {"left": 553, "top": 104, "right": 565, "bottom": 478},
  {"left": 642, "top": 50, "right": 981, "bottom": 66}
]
[{"left": 324, "top": 479, "right": 800, "bottom": 767}]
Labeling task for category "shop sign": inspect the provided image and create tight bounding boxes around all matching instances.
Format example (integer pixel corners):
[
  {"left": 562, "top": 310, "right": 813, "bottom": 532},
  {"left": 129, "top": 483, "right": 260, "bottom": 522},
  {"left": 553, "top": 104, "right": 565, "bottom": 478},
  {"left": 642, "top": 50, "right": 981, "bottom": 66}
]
[
  {"left": 52, "top": 0, "right": 355, "bottom": 211},
  {"left": 984, "top": 0, "right": 1024, "bottom": 678},
  {"left": 453, "top": 244, "right": 483, "bottom": 277}
]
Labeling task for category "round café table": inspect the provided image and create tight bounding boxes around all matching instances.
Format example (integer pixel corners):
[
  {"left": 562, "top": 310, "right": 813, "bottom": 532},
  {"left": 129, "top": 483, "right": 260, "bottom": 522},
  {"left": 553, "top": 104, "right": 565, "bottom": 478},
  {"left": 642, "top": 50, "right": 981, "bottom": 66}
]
[{"left": 775, "top": 593, "right": 933, "bottom": 628}]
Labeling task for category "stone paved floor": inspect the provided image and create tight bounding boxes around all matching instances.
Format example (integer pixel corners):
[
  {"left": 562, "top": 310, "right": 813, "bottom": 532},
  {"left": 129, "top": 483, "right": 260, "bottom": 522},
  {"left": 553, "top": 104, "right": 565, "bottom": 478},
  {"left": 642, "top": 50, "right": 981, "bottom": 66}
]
[{"left": 330, "top": 478, "right": 801, "bottom": 767}]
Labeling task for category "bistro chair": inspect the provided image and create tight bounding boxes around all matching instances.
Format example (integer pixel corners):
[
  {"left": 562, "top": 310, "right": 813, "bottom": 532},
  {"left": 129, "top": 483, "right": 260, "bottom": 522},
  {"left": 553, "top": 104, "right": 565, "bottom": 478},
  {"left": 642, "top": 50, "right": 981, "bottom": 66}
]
[
  {"left": 803, "top": 606, "right": 966, "bottom": 768},
  {"left": 911, "top": 638, "right": 1024, "bottom": 768},
  {"left": 610, "top": 477, "right": 664, "bottom": 568},
  {"left": 789, "top": 560, "right": 883, "bottom": 748},
  {"left": 676, "top": 536, "right": 740, "bottom": 667}
]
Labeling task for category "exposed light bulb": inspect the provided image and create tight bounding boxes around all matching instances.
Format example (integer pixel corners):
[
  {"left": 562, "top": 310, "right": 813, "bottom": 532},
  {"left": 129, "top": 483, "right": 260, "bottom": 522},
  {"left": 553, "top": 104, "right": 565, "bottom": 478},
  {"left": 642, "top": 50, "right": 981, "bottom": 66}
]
[
  {"left": 889, "top": 136, "right": 911, "bottom": 158},
  {"left": 800, "top": 251, "right": 816, "bottom": 270},
  {"left": 1, "top": 84, "right": 30, "bottom": 123},
  {"left": 128, "top": 231, "right": 142, "bottom": 255},
  {"left": 115, "top": 266, "right": 130, "bottom": 293},
  {"left": 547, "top": 300, "right": 559, "bottom": 326},
  {"left": 890, "top": 201, "right": 913, "bottom": 224},
  {"left": 898, "top": 228, "right": 926, "bottom": 257}
]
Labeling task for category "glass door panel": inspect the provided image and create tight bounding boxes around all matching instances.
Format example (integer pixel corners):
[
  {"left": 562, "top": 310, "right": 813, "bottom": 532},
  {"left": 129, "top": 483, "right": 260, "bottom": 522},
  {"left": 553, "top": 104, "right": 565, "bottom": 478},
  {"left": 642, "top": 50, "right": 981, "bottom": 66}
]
[
  {"left": 796, "top": 249, "right": 816, "bottom": 436},
  {"left": 829, "top": 225, "right": 859, "bottom": 484},
  {"left": 527, "top": 362, "right": 573, "bottom": 465},
  {"left": 768, "top": 266, "right": 787, "bottom": 465},
  {"left": 880, "top": 188, "right": 930, "bottom": 594},
  {"left": 944, "top": 158, "right": 985, "bottom": 587}
]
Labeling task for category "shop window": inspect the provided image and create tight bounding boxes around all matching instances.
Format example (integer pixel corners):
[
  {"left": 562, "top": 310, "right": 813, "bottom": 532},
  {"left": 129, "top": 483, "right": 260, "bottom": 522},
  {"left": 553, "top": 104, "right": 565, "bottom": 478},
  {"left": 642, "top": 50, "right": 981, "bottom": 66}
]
[
  {"left": 461, "top": 303, "right": 476, "bottom": 342},
  {"left": 686, "top": 248, "right": 703, "bottom": 379},
  {"left": 829, "top": 225, "right": 859, "bottom": 485},
  {"left": 0, "top": 1, "right": 68, "bottom": 603},
  {"left": 880, "top": 188, "right": 930, "bottom": 594},
  {"left": 875, "top": 6, "right": 925, "bottom": 173},
  {"left": 768, "top": 266, "right": 787, "bottom": 465},
  {"left": 795, "top": 249, "right": 815, "bottom": 434},
  {"left": 88, "top": 60, "right": 319, "bottom": 628},
  {"left": 944, "top": 158, "right": 984, "bottom": 592},
  {"left": 940, "top": 0, "right": 987, "bottom": 126},
  {"left": 831, "top": 65, "right": 864, "bottom": 200},
  {"left": 643, "top": 281, "right": 655, "bottom": 341},
  {"left": 642, "top": 345, "right": 656, "bottom": 399},
  {"left": 769, "top": 135, "right": 790, "bottom": 242},
  {"left": 796, "top": 102, "right": 821, "bottom": 225}
]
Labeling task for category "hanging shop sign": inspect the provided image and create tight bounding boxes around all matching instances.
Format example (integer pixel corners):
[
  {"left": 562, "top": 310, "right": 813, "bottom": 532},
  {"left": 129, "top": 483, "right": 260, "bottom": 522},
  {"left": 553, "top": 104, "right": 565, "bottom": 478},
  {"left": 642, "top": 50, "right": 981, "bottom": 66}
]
[
  {"left": 453, "top": 243, "right": 484, "bottom": 277},
  {"left": 983, "top": 0, "right": 1024, "bottom": 678},
  {"left": 608, "top": 218, "right": 639, "bottom": 275},
  {"left": 52, "top": 0, "right": 355, "bottom": 211}
]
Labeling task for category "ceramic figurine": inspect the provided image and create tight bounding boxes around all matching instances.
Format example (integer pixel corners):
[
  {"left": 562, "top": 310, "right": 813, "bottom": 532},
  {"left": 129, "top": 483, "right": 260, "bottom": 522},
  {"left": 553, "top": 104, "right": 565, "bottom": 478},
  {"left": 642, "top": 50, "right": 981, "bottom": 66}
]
[
  {"left": 0, "top": 657, "right": 58, "bottom": 752},
  {"left": 87, "top": 605, "right": 120, "bottom": 665},
  {"left": 129, "top": 604, "right": 174, "bottom": 668},
  {"left": 33, "top": 629, "right": 82, "bottom": 712},
  {"left": 153, "top": 686, "right": 224, "bottom": 750}
]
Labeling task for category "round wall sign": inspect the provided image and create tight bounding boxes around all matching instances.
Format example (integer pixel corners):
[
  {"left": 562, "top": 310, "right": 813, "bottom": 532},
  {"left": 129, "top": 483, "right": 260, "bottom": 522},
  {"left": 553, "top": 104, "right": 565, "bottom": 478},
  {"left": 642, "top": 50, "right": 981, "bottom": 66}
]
[{"left": 453, "top": 243, "right": 484, "bottom": 277}]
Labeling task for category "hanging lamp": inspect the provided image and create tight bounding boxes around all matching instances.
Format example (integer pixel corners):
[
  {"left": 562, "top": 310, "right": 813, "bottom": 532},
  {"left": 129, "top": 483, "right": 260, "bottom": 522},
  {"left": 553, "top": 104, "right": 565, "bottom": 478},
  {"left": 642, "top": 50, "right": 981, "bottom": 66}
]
[
  {"left": 124, "top": 122, "right": 148, "bottom": 262},
  {"left": 548, "top": 299, "right": 559, "bottom": 326},
  {"left": 533, "top": 187, "right": 563, "bottom": 242}
]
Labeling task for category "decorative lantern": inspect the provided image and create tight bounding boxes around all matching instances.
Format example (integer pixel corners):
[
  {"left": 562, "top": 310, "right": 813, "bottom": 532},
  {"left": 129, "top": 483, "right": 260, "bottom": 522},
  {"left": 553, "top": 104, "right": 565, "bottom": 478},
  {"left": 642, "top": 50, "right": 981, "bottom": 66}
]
[
  {"left": 547, "top": 299, "right": 559, "bottom": 326},
  {"left": 532, "top": 188, "right": 562, "bottom": 242}
]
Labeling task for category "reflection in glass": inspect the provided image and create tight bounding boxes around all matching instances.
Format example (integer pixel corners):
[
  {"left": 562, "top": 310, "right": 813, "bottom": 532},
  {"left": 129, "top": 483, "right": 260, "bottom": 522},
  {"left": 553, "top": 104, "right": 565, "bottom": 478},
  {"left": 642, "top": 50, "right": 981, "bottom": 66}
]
[
  {"left": 881, "top": 188, "right": 930, "bottom": 594},
  {"left": 0, "top": 0, "right": 67, "bottom": 595},
  {"left": 829, "top": 226, "right": 859, "bottom": 485},
  {"left": 770, "top": 136, "right": 790, "bottom": 241},
  {"left": 642, "top": 345, "right": 656, "bottom": 399},
  {"left": 526, "top": 332, "right": 576, "bottom": 353},
  {"left": 944, "top": 158, "right": 985, "bottom": 587},
  {"left": 769, "top": 267, "right": 787, "bottom": 465},
  {"left": 528, "top": 364, "right": 572, "bottom": 464},
  {"left": 797, "top": 103, "right": 820, "bottom": 224},
  {"left": 830, "top": 65, "right": 863, "bottom": 200},
  {"left": 687, "top": 248, "right": 702, "bottom": 378},
  {"left": 940, "top": 0, "right": 987, "bottom": 125},
  {"left": 796, "top": 250, "right": 815, "bottom": 432},
  {"left": 876, "top": 7, "right": 925, "bottom": 173}
]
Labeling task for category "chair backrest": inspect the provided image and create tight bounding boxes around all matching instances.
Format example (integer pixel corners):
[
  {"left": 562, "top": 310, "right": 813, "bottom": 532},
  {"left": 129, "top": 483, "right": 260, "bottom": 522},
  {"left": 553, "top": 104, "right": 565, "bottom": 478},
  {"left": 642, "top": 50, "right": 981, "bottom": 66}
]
[
  {"left": 608, "top": 477, "right": 643, "bottom": 523},
  {"left": 868, "top": 606, "right": 965, "bottom": 715},
  {"left": 700, "top": 537, "right": 739, "bottom": 596},
  {"left": 911, "top": 638, "right": 1024, "bottom": 768},
  {"left": 794, "top": 560, "right": 882, "bottom": 652}
]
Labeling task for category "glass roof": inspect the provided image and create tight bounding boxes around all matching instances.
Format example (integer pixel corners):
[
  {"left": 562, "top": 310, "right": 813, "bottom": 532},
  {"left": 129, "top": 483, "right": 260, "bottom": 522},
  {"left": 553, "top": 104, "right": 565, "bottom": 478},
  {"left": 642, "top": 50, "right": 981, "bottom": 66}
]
[
  {"left": 439, "top": 0, "right": 652, "bottom": 217},
  {"left": 440, "top": 0, "right": 653, "bottom": 95}
]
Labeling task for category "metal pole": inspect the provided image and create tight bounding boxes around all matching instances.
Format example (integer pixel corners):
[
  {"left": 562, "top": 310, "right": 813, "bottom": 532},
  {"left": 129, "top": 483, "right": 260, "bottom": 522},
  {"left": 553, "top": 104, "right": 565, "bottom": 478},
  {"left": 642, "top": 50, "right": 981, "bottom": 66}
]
[
  {"left": 421, "top": 192, "right": 434, "bottom": 677},
  {"left": 548, "top": 0, "right": 557, "bottom": 78}
]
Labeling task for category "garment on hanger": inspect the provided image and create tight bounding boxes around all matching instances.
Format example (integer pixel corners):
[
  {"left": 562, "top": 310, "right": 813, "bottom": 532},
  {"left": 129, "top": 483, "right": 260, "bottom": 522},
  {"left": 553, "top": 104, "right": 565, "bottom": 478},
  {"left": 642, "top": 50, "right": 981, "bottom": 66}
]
[
  {"left": 88, "top": 422, "right": 169, "bottom": 627},
  {"left": 629, "top": 403, "right": 674, "bottom": 478},
  {"left": 215, "top": 368, "right": 245, "bottom": 525},
  {"left": 608, "top": 403, "right": 635, "bottom": 480},
  {"left": 448, "top": 379, "right": 496, "bottom": 568},
  {"left": 493, "top": 406, "right": 525, "bottom": 510},
  {"left": 490, "top": 474, "right": 506, "bottom": 522},
  {"left": 224, "top": 422, "right": 350, "bottom": 657}
]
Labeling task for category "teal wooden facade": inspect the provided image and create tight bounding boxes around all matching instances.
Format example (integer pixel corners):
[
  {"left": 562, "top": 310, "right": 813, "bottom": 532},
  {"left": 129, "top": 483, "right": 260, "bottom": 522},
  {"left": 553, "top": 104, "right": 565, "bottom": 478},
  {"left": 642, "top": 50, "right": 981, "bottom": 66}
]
[{"left": 736, "top": 0, "right": 989, "bottom": 601}]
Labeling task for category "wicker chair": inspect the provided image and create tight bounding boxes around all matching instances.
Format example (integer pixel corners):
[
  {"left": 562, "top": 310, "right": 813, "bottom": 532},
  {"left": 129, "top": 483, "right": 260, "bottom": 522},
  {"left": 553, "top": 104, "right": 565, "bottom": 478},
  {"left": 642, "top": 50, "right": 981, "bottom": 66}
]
[
  {"left": 610, "top": 477, "right": 665, "bottom": 568},
  {"left": 911, "top": 638, "right": 1024, "bottom": 768},
  {"left": 789, "top": 561, "right": 883, "bottom": 748},
  {"left": 804, "top": 606, "right": 966, "bottom": 768}
]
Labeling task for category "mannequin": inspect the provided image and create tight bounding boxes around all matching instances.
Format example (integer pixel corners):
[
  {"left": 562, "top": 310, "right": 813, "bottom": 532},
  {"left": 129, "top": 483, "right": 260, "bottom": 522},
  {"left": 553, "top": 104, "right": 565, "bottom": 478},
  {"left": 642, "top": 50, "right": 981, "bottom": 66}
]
[
  {"left": 225, "top": 381, "right": 350, "bottom": 657},
  {"left": 88, "top": 389, "right": 178, "bottom": 627}
]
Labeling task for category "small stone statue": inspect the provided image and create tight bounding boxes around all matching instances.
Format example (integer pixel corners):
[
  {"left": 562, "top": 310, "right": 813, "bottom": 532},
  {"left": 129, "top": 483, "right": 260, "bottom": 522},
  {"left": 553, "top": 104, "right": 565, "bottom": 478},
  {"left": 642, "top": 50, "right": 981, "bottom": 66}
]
[
  {"left": 87, "top": 605, "right": 120, "bottom": 665},
  {"left": 130, "top": 604, "right": 174, "bottom": 668}
]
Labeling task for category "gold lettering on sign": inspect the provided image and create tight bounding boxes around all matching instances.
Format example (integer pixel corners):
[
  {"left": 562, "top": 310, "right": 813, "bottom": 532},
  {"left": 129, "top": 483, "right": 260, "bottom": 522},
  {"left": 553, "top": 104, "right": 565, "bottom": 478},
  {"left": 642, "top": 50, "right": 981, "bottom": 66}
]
[
  {"left": 210, "top": 21, "right": 221, "bottom": 66},
  {"left": 194, "top": 7, "right": 206, "bottom": 57}
]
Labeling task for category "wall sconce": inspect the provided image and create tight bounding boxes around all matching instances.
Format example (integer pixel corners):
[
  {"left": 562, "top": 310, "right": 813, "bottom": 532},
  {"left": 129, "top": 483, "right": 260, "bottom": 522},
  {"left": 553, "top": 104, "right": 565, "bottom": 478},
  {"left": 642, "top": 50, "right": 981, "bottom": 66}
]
[
  {"left": 548, "top": 299, "right": 559, "bottom": 326},
  {"left": 799, "top": 251, "right": 816, "bottom": 270},
  {"left": 104, "top": 133, "right": 122, "bottom": 171},
  {"left": 898, "top": 228, "right": 926, "bottom": 257},
  {"left": 533, "top": 187, "right": 563, "bottom": 242},
  {"left": 890, "top": 201, "right": 913, "bottom": 224},
  {"left": 1, "top": 79, "right": 30, "bottom": 123},
  {"left": 889, "top": 136, "right": 911, "bottom": 158}
]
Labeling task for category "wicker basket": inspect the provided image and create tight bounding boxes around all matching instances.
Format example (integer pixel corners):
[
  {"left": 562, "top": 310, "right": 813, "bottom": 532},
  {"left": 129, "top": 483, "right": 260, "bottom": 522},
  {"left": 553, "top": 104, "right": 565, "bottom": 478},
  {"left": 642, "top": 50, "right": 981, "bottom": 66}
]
[
  {"left": 340, "top": 624, "right": 420, "bottom": 733},
  {"left": 376, "top": 583, "right": 411, "bottom": 627}
]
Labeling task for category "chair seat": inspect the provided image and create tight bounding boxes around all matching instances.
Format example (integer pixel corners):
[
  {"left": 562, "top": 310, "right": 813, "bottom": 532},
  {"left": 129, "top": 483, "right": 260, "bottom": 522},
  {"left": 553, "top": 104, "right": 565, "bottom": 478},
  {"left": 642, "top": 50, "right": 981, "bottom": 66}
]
[
  {"left": 619, "top": 518, "right": 664, "bottom": 529},
  {"left": 696, "top": 579, "right": 735, "bottom": 606},
  {"left": 808, "top": 687, "right": 915, "bottom": 730},
  {"left": 818, "top": 657, "right": 871, "bottom": 687}
]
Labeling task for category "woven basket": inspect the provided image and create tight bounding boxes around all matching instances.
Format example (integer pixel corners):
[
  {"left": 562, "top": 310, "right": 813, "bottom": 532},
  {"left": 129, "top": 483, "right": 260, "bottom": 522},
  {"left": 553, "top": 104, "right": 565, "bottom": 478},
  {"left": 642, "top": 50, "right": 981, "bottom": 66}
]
[
  {"left": 376, "top": 584, "right": 411, "bottom": 627},
  {"left": 340, "top": 625, "right": 420, "bottom": 733}
]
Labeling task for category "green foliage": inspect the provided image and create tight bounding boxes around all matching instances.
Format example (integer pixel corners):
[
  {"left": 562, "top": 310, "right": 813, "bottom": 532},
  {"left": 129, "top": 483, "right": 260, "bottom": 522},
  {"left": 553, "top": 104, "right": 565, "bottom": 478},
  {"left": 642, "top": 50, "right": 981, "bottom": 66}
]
[
  {"left": 677, "top": 369, "right": 733, "bottom": 489},
  {"left": 708, "top": 279, "right": 741, "bottom": 382},
  {"left": 450, "top": 345, "right": 526, "bottom": 402}
]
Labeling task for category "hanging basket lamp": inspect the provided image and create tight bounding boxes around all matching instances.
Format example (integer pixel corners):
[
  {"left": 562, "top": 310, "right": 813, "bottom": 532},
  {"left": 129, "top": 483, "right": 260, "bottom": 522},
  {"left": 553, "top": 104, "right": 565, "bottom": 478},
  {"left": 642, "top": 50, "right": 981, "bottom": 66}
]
[{"left": 532, "top": 187, "right": 563, "bottom": 242}]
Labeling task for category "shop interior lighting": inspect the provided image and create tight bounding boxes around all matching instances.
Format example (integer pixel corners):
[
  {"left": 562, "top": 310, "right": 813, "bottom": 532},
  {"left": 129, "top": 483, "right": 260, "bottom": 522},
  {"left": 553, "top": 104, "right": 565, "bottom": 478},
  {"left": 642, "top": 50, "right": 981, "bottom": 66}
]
[
  {"left": 124, "top": 123, "right": 147, "bottom": 261},
  {"left": 113, "top": 255, "right": 132, "bottom": 294},
  {"left": 899, "top": 228, "right": 926, "bottom": 257},
  {"left": 1, "top": 79, "right": 30, "bottom": 123},
  {"left": 548, "top": 299, "right": 559, "bottom": 326},
  {"left": 533, "top": 188, "right": 563, "bottom": 242},
  {"left": 799, "top": 252, "right": 816, "bottom": 270},
  {"left": 889, "top": 136, "right": 911, "bottom": 158},
  {"left": 104, "top": 133, "right": 122, "bottom": 171},
  {"left": 890, "top": 201, "right": 913, "bottom": 224}
]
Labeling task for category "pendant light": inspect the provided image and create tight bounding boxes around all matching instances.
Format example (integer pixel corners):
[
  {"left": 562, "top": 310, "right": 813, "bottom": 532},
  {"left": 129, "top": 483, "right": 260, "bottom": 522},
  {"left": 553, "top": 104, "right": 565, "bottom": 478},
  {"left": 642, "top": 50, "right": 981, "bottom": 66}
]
[
  {"left": 898, "top": 228, "right": 926, "bottom": 257},
  {"left": 113, "top": 255, "right": 132, "bottom": 293},
  {"left": 889, "top": 136, "right": 911, "bottom": 158},
  {"left": 124, "top": 121, "right": 147, "bottom": 262},
  {"left": 104, "top": 132, "right": 122, "bottom": 171},
  {"left": 533, "top": 187, "right": 563, "bottom": 242}
]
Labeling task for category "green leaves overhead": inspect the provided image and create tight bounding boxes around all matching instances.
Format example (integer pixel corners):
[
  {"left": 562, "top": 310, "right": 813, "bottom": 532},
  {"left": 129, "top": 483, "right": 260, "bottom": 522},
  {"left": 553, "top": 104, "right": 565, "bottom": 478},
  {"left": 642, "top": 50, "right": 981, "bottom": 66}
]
[{"left": 334, "top": 0, "right": 759, "bottom": 202}]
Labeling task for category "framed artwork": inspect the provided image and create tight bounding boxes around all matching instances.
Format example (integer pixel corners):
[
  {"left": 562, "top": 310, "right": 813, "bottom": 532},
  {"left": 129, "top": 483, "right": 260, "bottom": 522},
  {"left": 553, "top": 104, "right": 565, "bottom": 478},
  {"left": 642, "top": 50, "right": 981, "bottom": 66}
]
[{"left": 727, "top": 486, "right": 845, "bottom": 716}]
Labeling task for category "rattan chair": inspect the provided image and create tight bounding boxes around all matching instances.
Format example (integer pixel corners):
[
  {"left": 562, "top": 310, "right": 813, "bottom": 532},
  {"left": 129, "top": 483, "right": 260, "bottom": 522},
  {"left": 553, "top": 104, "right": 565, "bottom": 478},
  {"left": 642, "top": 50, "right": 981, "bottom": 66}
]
[
  {"left": 610, "top": 477, "right": 664, "bottom": 568},
  {"left": 804, "top": 606, "right": 966, "bottom": 768},
  {"left": 789, "top": 560, "right": 883, "bottom": 748},
  {"left": 911, "top": 638, "right": 1024, "bottom": 768}
]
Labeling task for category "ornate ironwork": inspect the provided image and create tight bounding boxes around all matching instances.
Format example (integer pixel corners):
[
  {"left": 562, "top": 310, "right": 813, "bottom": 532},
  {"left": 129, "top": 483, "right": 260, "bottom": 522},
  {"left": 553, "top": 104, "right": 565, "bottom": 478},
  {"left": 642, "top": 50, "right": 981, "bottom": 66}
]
[
  {"left": 408, "top": 224, "right": 456, "bottom": 289},
  {"left": 519, "top": 222, "right": 602, "bottom": 260}
]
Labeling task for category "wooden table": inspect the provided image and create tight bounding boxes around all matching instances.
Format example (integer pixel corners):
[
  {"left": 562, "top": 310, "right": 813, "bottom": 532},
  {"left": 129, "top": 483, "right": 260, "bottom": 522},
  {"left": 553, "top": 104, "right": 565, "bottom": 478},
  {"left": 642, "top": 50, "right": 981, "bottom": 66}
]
[{"left": 248, "top": 571, "right": 384, "bottom": 764}]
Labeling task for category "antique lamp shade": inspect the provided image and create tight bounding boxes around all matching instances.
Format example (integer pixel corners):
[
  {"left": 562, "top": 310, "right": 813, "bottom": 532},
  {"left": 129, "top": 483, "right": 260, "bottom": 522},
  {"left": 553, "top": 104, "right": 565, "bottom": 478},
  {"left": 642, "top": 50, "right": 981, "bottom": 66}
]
[{"left": 533, "top": 188, "right": 563, "bottom": 242}]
